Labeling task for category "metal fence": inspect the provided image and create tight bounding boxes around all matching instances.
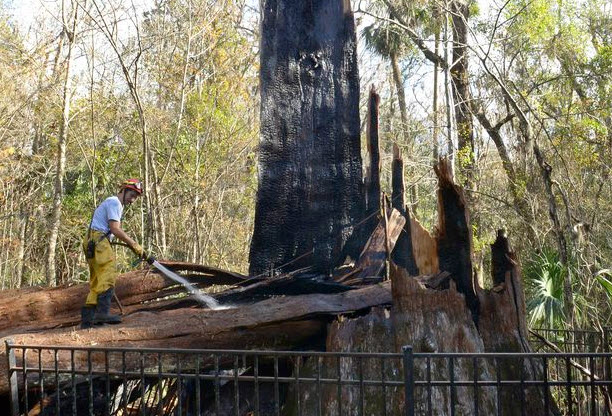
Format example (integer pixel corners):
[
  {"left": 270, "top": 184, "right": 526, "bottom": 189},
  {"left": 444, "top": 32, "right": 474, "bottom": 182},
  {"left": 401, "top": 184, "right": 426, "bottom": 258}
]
[{"left": 4, "top": 341, "right": 612, "bottom": 416}]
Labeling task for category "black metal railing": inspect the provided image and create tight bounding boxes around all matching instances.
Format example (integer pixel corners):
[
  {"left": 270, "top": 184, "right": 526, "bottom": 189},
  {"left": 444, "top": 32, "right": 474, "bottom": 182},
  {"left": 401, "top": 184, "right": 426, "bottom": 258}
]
[
  {"left": 406, "top": 347, "right": 612, "bottom": 416},
  {"left": 5, "top": 341, "right": 612, "bottom": 415}
]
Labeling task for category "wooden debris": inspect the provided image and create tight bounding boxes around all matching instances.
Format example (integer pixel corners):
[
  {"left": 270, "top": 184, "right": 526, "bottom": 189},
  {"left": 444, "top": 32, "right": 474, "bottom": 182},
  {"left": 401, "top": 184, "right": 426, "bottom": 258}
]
[
  {"left": 353, "top": 208, "right": 406, "bottom": 279},
  {"left": 0, "top": 262, "right": 248, "bottom": 337},
  {"left": 0, "top": 282, "right": 392, "bottom": 396},
  {"left": 409, "top": 216, "right": 439, "bottom": 274}
]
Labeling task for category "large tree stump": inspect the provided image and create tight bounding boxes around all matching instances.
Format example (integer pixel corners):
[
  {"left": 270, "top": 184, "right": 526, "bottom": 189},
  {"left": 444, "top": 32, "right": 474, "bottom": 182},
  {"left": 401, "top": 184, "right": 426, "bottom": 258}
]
[
  {"left": 249, "top": 0, "right": 364, "bottom": 275},
  {"left": 290, "top": 160, "right": 559, "bottom": 415}
]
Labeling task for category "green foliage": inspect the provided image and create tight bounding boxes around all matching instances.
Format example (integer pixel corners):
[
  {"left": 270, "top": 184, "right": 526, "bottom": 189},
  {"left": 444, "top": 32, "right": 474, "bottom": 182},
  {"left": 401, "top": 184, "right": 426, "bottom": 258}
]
[
  {"left": 505, "top": 0, "right": 557, "bottom": 46},
  {"left": 595, "top": 270, "right": 612, "bottom": 301},
  {"left": 524, "top": 250, "right": 567, "bottom": 328}
]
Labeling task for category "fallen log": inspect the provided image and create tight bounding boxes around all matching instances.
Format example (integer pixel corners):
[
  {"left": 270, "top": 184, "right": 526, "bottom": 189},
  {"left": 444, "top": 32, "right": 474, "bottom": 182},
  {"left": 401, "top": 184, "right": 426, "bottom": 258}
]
[
  {"left": 0, "top": 262, "right": 248, "bottom": 337},
  {"left": 0, "top": 282, "right": 392, "bottom": 396},
  {"left": 215, "top": 272, "right": 355, "bottom": 303}
]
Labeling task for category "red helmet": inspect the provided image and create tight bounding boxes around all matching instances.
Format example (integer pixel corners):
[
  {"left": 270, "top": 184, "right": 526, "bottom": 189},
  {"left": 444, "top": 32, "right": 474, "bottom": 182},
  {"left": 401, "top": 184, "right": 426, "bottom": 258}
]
[{"left": 121, "top": 178, "right": 143, "bottom": 195}]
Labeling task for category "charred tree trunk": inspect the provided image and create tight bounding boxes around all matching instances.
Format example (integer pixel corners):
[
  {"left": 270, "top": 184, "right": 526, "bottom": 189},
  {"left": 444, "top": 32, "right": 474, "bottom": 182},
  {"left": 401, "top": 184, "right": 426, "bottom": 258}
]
[
  {"left": 365, "top": 86, "right": 381, "bottom": 219},
  {"left": 391, "top": 144, "right": 419, "bottom": 275},
  {"left": 301, "top": 176, "right": 558, "bottom": 415},
  {"left": 250, "top": 0, "right": 364, "bottom": 276},
  {"left": 435, "top": 159, "right": 479, "bottom": 323}
]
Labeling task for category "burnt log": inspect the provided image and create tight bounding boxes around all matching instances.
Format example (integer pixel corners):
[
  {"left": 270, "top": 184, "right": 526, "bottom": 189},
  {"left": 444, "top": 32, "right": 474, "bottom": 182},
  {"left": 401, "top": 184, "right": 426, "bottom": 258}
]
[
  {"left": 0, "top": 262, "right": 248, "bottom": 337},
  {"left": 249, "top": 0, "right": 365, "bottom": 275},
  {"left": 478, "top": 229, "right": 561, "bottom": 415},
  {"left": 490, "top": 229, "right": 514, "bottom": 286},
  {"left": 0, "top": 282, "right": 392, "bottom": 397}
]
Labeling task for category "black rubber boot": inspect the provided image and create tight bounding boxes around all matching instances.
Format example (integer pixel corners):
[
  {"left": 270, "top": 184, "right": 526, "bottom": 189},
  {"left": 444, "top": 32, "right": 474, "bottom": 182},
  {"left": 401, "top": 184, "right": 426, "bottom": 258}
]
[
  {"left": 92, "top": 288, "right": 122, "bottom": 325},
  {"left": 80, "top": 306, "right": 96, "bottom": 329}
]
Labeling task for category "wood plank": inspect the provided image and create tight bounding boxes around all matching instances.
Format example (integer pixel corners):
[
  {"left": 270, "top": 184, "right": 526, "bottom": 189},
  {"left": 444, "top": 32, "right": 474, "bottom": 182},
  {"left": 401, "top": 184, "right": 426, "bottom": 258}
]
[{"left": 354, "top": 208, "right": 406, "bottom": 279}]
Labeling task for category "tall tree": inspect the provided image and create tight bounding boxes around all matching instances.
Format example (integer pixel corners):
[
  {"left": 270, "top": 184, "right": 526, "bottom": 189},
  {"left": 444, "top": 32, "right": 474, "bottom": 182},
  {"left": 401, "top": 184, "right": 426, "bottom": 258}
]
[
  {"left": 449, "top": 0, "right": 475, "bottom": 186},
  {"left": 249, "top": 0, "right": 364, "bottom": 275},
  {"left": 45, "top": 0, "right": 82, "bottom": 286}
]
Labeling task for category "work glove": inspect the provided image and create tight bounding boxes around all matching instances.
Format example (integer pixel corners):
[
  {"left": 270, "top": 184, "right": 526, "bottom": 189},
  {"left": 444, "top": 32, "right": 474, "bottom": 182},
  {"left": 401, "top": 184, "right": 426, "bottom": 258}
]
[{"left": 131, "top": 242, "right": 145, "bottom": 258}]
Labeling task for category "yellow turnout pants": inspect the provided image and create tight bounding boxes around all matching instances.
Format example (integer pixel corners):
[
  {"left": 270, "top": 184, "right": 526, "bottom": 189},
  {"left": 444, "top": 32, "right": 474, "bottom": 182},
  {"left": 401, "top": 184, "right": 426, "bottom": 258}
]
[{"left": 83, "top": 231, "right": 117, "bottom": 306}]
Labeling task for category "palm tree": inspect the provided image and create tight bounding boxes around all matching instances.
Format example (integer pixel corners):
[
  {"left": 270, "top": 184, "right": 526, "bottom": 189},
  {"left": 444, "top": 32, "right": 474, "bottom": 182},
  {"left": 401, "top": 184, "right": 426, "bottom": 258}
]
[
  {"left": 524, "top": 250, "right": 567, "bottom": 328},
  {"left": 362, "top": 14, "right": 411, "bottom": 132}
]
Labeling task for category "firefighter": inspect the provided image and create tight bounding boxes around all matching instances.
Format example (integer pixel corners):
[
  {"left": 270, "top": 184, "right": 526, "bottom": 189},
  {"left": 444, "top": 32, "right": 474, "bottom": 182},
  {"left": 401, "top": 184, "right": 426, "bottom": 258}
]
[{"left": 81, "top": 178, "right": 147, "bottom": 329}]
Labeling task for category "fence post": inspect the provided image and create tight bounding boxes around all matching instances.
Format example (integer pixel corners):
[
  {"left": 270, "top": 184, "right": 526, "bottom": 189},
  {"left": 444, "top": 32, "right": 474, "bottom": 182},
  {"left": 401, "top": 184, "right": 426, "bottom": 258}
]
[
  {"left": 403, "top": 345, "right": 414, "bottom": 416},
  {"left": 5, "top": 339, "right": 19, "bottom": 416},
  {"left": 604, "top": 327, "right": 611, "bottom": 386}
]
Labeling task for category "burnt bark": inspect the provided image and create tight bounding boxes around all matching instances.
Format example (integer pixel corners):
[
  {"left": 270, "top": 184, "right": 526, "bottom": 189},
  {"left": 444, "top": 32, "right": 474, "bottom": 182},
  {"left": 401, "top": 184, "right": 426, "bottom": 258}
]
[
  {"left": 365, "top": 86, "right": 381, "bottom": 218},
  {"left": 391, "top": 144, "right": 419, "bottom": 275},
  {"left": 434, "top": 159, "right": 479, "bottom": 323},
  {"left": 491, "top": 229, "right": 514, "bottom": 286},
  {"left": 250, "top": 0, "right": 364, "bottom": 275},
  {"left": 478, "top": 232, "right": 561, "bottom": 415}
]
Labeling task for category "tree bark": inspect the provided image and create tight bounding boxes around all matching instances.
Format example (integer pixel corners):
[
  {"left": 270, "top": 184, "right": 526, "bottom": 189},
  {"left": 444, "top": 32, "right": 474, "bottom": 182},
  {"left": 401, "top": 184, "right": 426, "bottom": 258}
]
[
  {"left": 391, "top": 144, "right": 419, "bottom": 275},
  {"left": 390, "top": 51, "right": 407, "bottom": 129},
  {"left": 365, "top": 86, "right": 381, "bottom": 219},
  {"left": 249, "top": 0, "right": 364, "bottom": 275},
  {"left": 450, "top": 0, "right": 475, "bottom": 185},
  {"left": 45, "top": 1, "right": 80, "bottom": 286},
  {"left": 434, "top": 158, "right": 479, "bottom": 322}
]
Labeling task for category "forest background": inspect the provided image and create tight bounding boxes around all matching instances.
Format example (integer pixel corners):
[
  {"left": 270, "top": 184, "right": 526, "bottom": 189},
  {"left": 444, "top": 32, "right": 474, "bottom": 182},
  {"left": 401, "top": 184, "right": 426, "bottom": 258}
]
[{"left": 0, "top": 0, "right": 610, "bottom": 331}]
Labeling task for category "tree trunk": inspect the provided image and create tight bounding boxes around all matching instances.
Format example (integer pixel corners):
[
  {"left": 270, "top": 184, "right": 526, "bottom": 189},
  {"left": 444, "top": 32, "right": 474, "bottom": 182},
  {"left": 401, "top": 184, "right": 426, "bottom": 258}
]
[
  {"left": 391, "top": 144, "right": 419, "bottom": 275},
  {"left": 45, "top": 3, "right": 79, "bottom": 286},
  {"left": 291, "top": 163, "right": 557, "bottom": 415},
  {"left": 434, "top": 158, "right": 479, "bottom": 322},
  {"left": 390, "top": 51, "right": 407, "bottom": 129},
  {"left": 432, "top": 3, "right": 441, "bottom": 161},
  {"left": 365, "top": 86, "right": 381, "bottom": 239},
  {"left": 450, "top": 0, "right": 474, "bottom": 185},
  {"left": 249, "top": 0, "right": 364, "bottom": 275},
  {"left": 443, "top": 10, "right": 454, "bottom": 162},
  {"left": 0, "top": 262, "right": 248, "bottom": 337},
  {"left": 16, "top": 209, "right": 29, "bottom": 288}
]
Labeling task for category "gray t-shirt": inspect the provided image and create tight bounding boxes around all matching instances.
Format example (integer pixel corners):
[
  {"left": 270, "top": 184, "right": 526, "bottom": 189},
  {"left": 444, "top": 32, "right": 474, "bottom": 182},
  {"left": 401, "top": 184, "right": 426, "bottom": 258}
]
[{"left": 90, "top": 196, "right": 123, "bottom": 236}]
